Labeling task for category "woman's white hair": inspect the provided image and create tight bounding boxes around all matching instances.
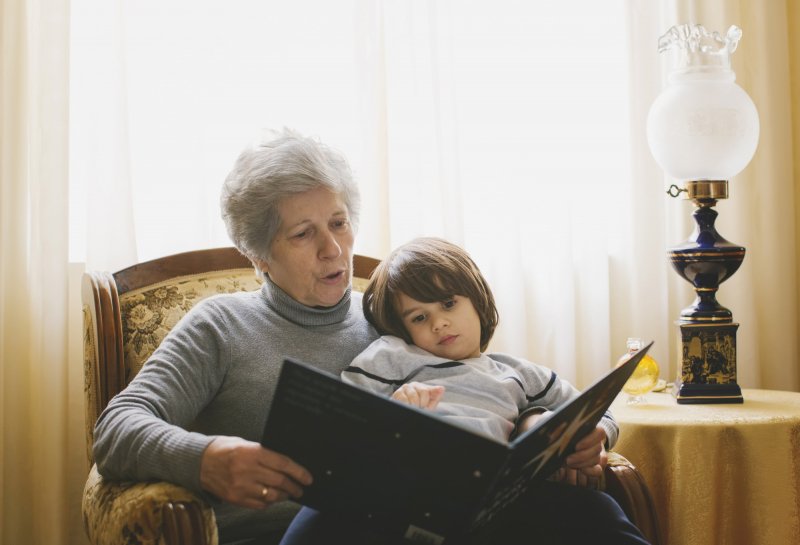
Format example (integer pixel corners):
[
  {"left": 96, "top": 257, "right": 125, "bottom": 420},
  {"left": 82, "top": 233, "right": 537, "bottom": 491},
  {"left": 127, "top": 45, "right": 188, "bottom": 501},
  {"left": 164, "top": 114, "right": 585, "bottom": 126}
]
[{"left": 220, "top": 128, "right": 360, "bottom": 262}]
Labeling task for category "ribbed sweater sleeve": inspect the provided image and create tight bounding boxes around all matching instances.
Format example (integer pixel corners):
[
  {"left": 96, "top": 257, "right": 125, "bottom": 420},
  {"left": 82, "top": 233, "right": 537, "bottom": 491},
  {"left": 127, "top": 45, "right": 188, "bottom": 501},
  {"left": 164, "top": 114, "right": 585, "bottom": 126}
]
[{"left": 93, "top": 298, "right": 230, "bottom": 492}]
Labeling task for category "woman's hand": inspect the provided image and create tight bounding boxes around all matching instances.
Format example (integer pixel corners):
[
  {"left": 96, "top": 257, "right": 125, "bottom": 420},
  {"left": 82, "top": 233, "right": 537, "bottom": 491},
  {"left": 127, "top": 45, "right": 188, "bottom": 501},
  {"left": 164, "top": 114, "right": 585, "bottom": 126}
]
[
  {"left": 391, "top": 382, "right": 445, "bottom": 410},
  {"left": 200, "top": 436, "right": 313, "bottom": 509},
  {"left": 550, "top": 425, "right": 608, "bottom": 487}
]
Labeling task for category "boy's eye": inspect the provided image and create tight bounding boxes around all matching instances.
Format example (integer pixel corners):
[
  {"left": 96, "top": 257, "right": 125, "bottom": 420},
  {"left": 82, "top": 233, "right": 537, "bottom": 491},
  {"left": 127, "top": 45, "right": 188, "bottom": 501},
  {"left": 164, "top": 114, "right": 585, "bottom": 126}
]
[
  {"left": 442, "top": 298, "right": 456, "bottom": 309},
  {"left": 411, "top": 314, "right": 426, "bottom": 324}
]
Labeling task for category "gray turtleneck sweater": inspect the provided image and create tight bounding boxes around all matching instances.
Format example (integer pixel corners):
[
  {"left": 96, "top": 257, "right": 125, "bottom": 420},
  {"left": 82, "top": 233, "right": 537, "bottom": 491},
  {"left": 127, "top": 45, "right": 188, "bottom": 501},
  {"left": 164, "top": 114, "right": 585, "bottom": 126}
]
[{"left": 93, "top": 278, "right": 378, "bottom": 542}]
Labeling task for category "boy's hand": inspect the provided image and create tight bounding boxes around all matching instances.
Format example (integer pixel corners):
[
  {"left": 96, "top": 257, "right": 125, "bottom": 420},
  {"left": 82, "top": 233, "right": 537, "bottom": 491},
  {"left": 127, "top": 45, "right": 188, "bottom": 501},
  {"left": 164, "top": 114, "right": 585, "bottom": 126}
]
[
  {"left": 516, "top": 409, "right": 552, "bottom": 434},
  {"left": 566, "top": 425, "right": 608, "bottom": 474},
  {"left": 392, "top": 382, "right": 445, "bottom": 410},
  {"left": 550, "top": 425, "right": 608, "bottom": 487}
]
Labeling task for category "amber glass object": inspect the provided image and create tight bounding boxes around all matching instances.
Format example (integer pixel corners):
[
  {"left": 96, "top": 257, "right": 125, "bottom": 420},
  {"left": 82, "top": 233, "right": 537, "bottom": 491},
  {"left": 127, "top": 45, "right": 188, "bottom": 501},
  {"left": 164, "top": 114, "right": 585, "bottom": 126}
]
[{"left": 617, "top": 338, "right": 660, "bottom": 404}]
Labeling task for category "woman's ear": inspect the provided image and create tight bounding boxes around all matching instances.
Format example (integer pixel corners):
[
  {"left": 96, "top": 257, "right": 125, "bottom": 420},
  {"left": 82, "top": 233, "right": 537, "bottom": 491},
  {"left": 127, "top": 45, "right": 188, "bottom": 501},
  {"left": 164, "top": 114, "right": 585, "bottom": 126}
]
[{"left": 252, "top": 258, "right": 269, "bottom": 276}]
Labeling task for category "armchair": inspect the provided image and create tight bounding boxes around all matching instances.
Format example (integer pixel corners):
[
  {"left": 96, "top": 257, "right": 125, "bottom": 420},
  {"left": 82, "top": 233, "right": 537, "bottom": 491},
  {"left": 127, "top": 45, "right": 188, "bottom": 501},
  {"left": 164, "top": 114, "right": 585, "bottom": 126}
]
[{"left": 81, "top": 247, "right": 661, "bottom": 545}]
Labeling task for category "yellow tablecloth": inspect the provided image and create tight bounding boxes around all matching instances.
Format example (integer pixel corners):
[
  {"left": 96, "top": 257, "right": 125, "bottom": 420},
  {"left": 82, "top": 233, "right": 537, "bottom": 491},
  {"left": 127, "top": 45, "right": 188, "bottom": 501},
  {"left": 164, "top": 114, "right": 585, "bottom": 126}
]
[{"left": 610, "top": 389, "right": 800, "bottom": 545}]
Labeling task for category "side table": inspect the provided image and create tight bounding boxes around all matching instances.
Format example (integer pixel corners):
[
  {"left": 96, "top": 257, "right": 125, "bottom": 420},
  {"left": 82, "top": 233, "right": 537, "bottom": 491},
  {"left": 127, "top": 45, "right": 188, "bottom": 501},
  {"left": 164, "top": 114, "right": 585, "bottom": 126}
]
[{"left": 610, "top": 388, "right": 800, "bottom": 545}]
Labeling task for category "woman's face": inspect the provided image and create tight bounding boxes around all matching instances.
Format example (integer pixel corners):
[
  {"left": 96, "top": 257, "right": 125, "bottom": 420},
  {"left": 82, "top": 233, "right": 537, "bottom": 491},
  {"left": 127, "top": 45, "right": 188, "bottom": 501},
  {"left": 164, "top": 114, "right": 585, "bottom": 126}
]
[{"left": 258, "top": 187, "right": 355, "bottom": 307}]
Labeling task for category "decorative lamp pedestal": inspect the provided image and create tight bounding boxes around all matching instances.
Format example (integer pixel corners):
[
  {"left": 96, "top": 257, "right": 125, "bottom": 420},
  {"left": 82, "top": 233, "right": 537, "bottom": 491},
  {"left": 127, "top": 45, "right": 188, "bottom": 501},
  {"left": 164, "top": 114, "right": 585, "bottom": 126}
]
[
  {"left": 676, "top": 322, "right": 742, "bottom": 404},
  {"left": 668, "top": 180, "right": 744, "bottom": 404}
]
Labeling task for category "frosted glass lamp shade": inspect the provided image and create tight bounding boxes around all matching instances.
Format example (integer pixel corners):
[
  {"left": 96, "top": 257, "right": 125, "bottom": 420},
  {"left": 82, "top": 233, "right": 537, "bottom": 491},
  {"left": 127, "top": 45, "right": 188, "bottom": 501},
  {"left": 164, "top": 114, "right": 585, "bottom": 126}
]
[
  {"left": 647, "top": 75, "right": 759, "bottom": 180},
  {"left": 646, "top": 24, "right": 759, "bottom": 181}
]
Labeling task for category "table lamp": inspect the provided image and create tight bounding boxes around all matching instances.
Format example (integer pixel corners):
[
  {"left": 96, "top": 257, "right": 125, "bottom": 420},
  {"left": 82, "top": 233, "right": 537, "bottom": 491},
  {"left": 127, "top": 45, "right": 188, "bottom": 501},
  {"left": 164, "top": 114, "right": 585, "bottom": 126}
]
[{"left": 646, "top": 24, "right": 759, "bottom": 404}]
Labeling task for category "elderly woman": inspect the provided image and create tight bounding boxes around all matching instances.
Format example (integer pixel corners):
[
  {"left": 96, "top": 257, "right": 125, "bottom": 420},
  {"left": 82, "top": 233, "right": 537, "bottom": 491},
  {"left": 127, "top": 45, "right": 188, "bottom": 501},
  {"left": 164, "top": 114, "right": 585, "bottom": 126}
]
[{"left": 92, "top": 129, "right": 379, "bottom": 544}]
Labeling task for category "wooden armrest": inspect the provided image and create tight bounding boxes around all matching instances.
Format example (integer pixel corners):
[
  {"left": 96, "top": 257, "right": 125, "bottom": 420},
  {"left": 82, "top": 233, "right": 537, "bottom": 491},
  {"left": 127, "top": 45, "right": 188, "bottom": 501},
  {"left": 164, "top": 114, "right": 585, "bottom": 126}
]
[
  {"left": 82, "top": 464, "right": 217, "bottom": 545},
  {"left": 603, "top": 451, "right": 662, "bottom": 545}
]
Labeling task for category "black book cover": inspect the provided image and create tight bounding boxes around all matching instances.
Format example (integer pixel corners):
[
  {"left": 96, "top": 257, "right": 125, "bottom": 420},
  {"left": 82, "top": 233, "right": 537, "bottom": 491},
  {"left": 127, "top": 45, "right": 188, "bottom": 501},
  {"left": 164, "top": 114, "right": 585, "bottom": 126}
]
[{"left": 262, "top": 341, "right": 653, "bottom": 544}]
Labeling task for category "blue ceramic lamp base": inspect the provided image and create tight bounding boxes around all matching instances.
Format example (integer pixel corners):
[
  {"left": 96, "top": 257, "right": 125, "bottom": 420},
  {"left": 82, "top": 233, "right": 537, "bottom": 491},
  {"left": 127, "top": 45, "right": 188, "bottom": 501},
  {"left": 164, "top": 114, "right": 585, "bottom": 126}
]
[{"left": 668, "top": 181, "right": 744, "bottom": 404}]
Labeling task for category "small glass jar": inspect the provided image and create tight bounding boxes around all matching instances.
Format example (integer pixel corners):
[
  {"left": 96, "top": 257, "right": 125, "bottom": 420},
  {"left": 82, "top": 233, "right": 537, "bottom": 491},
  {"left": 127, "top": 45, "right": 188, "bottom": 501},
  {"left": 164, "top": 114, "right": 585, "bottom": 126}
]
[{"left": 616, "top": 337, "right": 660, "bottom": 404}]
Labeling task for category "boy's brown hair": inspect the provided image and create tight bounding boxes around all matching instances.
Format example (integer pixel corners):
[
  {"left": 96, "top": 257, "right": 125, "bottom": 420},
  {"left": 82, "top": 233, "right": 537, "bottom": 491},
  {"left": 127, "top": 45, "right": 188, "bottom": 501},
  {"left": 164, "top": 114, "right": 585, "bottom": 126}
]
[{"left": 362, "top": 237, "right": 499, "bottom": 352}]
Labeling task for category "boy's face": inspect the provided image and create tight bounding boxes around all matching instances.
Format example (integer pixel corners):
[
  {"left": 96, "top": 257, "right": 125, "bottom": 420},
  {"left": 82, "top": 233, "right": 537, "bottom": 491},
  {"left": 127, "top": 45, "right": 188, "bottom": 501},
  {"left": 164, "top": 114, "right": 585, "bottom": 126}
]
[{"left": 396, "top": 293, "right": 482, "bottom": 360}]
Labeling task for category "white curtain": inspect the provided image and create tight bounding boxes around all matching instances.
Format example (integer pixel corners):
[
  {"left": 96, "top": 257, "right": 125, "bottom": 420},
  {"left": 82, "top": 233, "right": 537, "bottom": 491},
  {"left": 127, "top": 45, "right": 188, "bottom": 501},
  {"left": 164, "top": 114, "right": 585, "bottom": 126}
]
[
  {"left": 361, "top": 0, "right": 652, "bottom": 387},
  {"left": 71, "top": 0, "right": 659, "bottom": 386},
  {"left": 69, "top": 0, "right": 799, "bottom": 390},
  {"left": 0, "top": 0, "right": 86, "bottom": 543}
]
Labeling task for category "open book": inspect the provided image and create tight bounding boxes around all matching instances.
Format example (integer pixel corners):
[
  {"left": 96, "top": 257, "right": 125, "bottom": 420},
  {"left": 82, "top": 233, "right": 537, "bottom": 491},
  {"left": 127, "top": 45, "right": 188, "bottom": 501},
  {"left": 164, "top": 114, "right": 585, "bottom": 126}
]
[{"left": 261, "top": 341, "right": 653, "bottom": 545}]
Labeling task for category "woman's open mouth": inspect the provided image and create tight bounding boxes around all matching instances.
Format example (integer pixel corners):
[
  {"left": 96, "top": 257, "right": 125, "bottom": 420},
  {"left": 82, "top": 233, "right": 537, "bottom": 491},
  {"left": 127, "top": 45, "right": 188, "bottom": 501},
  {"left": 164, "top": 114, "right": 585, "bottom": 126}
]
[{"left": 321, "top": 270, "right": 346, "bottom": 284}]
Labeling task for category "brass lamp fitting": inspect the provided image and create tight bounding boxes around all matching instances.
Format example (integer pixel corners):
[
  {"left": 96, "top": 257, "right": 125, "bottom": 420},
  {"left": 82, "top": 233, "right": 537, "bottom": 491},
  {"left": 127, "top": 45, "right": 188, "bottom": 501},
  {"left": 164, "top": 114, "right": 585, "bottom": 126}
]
[{"left": 667, "top": 180, "right": 728, "bottom": 207}]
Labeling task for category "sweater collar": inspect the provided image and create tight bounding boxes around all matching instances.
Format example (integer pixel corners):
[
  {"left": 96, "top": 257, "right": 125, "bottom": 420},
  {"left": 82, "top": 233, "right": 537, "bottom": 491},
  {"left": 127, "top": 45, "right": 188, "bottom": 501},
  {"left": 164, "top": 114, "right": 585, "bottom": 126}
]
[{"left": 261, "top": 275, "right": 352, "bottom": 326}]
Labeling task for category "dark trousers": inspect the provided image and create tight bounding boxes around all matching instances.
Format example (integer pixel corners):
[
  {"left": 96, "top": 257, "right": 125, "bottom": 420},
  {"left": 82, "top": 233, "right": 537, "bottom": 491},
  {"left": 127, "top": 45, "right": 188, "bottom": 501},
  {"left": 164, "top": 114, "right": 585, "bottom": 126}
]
[{"left": 279, "top": 480, "right": 651, "bottom": 545}]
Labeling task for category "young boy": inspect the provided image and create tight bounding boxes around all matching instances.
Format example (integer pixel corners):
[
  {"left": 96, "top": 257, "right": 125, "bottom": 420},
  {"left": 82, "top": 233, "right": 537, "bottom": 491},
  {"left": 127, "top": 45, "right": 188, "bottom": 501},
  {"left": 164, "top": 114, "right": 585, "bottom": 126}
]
[
  {"left": 344, "top": 236, "right": 617, "bottom": 458},
  {"left": 279, "top": 238, "right": 650, "bottom": 545}
]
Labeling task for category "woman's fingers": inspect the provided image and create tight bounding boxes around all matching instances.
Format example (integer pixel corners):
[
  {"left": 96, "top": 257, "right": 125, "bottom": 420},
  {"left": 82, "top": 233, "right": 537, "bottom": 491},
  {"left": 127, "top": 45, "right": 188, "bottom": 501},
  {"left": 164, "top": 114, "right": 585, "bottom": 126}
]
[
  {"left": 258, "top": 450, "right": 313, "bottom": 498},
  {"left": 200, "top": 436, "right": 313, "bottom": 509}
]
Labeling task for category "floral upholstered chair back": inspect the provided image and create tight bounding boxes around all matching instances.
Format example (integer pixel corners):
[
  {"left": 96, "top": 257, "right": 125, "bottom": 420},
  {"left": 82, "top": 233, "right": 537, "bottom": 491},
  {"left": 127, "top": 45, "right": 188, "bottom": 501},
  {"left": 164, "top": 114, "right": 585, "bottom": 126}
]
[
  {"left": 120, "top": 271, "right": 262, "bottom": 380},
  {"left": 120, "top": 271, "right": 372, "bottom": 379}
]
